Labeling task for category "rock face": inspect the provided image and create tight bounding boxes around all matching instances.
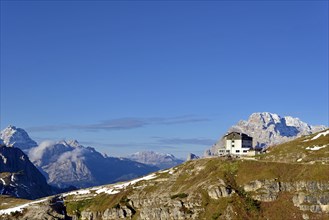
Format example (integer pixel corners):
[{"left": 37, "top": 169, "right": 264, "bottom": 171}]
[
  {"left": 186, "top": 153, "right": 200, "bottom": 161},
  {"left": 0, "top": 196, "right": 70, "bottom": 220},
  {"left": 0, "top": 126, "right": 37, "bottom": 151},
  {"left": 126, "top": 151, "right": 184, "bottom": 169},
  {"left": 244, "top": 180, "right": 329, "bottom": 213},
  {"left": 68, "top": 193, "right": 204, "bottom": 220},
  {"left": 29, "top": 140, "right": 158, "bottom": 188},
  {"left": 0, "top": 145, "right": 53, "bottom": 199},
  {"left": 206, "top": 112, "right": 327, "bottom": 156}
]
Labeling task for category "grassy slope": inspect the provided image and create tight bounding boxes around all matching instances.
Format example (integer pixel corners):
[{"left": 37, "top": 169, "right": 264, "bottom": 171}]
[
  {"left": 64, "top": 157, "right": 329, "bottom": 219},
  {"left": 257, "top": 129, "right": 329, "bottom": 164},
  {"left": 0, "top": 196, "right": 30, "bottom": 210}
]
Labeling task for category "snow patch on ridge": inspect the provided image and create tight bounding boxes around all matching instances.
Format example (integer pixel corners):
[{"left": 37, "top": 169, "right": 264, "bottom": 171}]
[
  {"left": 95, "top": 188, "right": 120, "bottom": 195},
  {"left": 311, "top": 130, "right": 329, "bottom": 140},
  {"left": 306, "top": 145, "right": 327, "bottom": 151},
  {"left": 0, "top": 198, "right": 47, "bottom": 215},
  {"left": 0, "top": 153, "right": 7, "bottom": 164},
  {"left": 63, "top": 173, "right": 158, "bottom": 197},
  {"left": 0, "top": 178, "right": 6, "bottom": 186},
  {"left": 95, "top": 173, "right": 157, "bottom": 195}
]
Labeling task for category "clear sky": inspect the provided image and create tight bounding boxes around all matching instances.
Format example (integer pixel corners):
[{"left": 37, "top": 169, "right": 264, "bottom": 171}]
[{"left": 1, "top": 0, "right": 328, "bottom": 158}]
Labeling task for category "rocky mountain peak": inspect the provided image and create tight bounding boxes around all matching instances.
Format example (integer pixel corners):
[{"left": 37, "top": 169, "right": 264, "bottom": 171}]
[
  {"left": 284, "top": 116, "right": 308, "bottom": 128},
  {"left": 247, "top": 112, "right": 281, "bottom": 127},
  {"left": 242, "top": 112, "right": 308, "bottom": 130},
  {"left": 0, "top": 125, "right": 37, "bottom": 150},
  {"left": 186, "top": 153, "right": 200, "bottom": 161},
  {"left": 206, "top": 112, "right": 327, "bottom": 156},
  {"left": 61, "top": 139, "right": 81, "bottom": 148}
]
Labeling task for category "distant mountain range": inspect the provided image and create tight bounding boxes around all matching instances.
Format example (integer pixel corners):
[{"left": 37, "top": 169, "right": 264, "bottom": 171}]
[
  {"left": 205, "top": 112, "right": 327, "bottom": 156},
  {"left": 0, "top": 126, "right": 179, "bottom": 190},
  {"left": 27, "top": 140, "right": 158, "bottom": 188},
  {"left": 125, "top": 151, "right": 184, "bottom": 169}
]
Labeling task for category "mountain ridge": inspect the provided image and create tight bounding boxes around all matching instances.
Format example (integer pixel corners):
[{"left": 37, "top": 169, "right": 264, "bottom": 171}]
[
  {"left": 28, "top": 140, "right": 159, "bottom": 188},
  {"left": 125, "top": 151, "right": 184, "bottom": 169},
  {"left": 0, "top": 126, "right": 161, "bottom": 188}
]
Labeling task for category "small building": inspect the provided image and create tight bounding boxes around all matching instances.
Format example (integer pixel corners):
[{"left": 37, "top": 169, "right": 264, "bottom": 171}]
[{"left": 218, "top": 132, "right": 253, "bottom": 156}]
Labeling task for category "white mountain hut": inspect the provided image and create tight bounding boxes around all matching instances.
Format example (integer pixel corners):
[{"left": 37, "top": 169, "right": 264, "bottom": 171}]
[{"left": 218, "top": 132, "right": 254, "bottom": 156}]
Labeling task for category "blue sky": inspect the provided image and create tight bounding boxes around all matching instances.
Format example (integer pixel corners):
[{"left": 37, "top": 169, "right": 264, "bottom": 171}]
[{"left": 1, "top": 0, "right": 328, "bottom": 158}]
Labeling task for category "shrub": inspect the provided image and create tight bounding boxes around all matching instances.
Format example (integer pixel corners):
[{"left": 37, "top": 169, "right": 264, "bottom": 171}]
[{"left": 170, "top": 193, "right": 188, "bottom": 199}]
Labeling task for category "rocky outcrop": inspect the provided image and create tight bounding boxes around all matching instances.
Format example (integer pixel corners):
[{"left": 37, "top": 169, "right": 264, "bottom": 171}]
[
  {"left": 0, "top": 196, "right": 69, "bottom": 220},
  {"left": 78, "top": 207, "right": 134, "bottom": 220},
  {"left": 77, "top": 194, "right": 203, "bottom": 220},
  {"left": 207, "top": 179, "right": 232, "bottom": 199},
  {"left": 132, "top": 193, "right": 203, "bottom": 220},
  {"left": 243, "top": 180, "right": 329, "bottom": 213},
  {"left": 207, "top": 185, "right": 231, "bottom": 199}
]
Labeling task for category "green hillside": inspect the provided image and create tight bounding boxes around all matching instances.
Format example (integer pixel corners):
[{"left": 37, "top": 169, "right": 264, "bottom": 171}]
[
  {"left": 61, "top": 157, "right": 329, "bottom": 219},
  {"left": 258, "top": 129, "right": 329, "bottom": 164}
]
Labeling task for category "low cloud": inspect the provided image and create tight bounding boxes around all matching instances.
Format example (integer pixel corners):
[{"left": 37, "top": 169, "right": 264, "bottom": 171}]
[
  {"left": 28, "top": 140, "right": 89, "bottom": 166},
  {"left": 56, "top": 147, "right": 87, "bottom": 164},
  {"left": 27, "top": 116, "right": 209, "bottom": 132},
  {"left": 29, "top": 140, "right": 57, "bottom": 162}
]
